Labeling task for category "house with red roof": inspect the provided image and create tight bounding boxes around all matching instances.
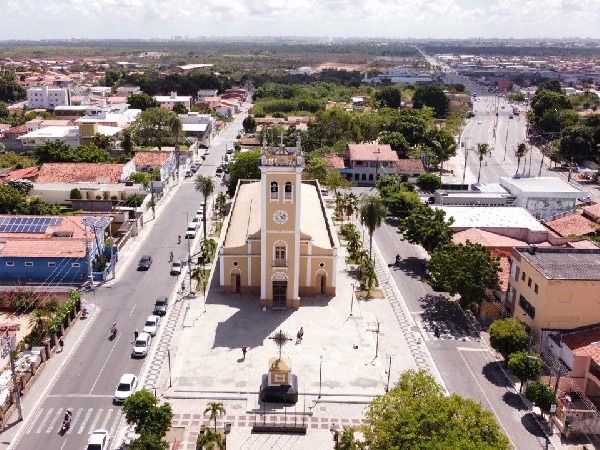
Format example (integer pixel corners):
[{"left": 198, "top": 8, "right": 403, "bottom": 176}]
[
  {"left": 345, "top": 143, "right": 401, "bottom": 185},
  {"left": 0, "top": 215, "right": 112, "bottom": 284}
]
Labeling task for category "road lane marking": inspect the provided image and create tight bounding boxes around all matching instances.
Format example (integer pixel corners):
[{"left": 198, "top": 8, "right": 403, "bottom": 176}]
[
  {"left": 67, "top": 407, "right": 82, "bottom": 434},
  {"left": 89, "top": 336, "right": 119, "bottom": 395},
  {"left": 129, "top": 303, "right": 137, "bottom": 316},
  {"left": 457, "top": 347, "right": 489, "bottom": 352},
  {"left": 108, "top": 410, "right": 123, "bottom": 436},
  {"left": 78, "top": 408, "right": 93, "bottom": 434},
  {"left": 100, "top": 408, "right": 114, "bottom": 431},
  {"left": 88, "top": 408, "right": 103, "bottom": 434},
  {"left": 35, "top": 407, "right": 53, "bottom": 434},
  {"left": 47, "top": 394, "right": 114, "bottom": 398},
  {"left": 23, "top": 408, "right": 42, "bottom": 434},
  {"left": 46, "top": 407, "right": 64, "bottom": 434},
  {"left": 457, "top": 350, "right": 516, "bottom": 449}
]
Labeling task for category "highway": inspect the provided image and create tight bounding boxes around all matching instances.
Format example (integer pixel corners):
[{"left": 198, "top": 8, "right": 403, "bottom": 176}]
[{"left": 9, "top": 113, "right": 246, "bottom": 450}]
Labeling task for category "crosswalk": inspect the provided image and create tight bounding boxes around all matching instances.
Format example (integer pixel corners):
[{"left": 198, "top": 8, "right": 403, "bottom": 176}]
[{"left": 23, "top": 407, "right": 124, "bottom": 436}]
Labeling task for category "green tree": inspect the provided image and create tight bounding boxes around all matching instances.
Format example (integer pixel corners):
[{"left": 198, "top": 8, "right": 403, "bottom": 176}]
[
  {"left": 242, "top": 115, "right": 257, "bottom": 133},
  {"left": 412, "top": 85, "right": 450, "bottom": 117},
  {"left": 537, "top": 80, "right": 562, "bottom": 94},
  {"left": 358, "top": 194, "right": 387, "bottom": 260},
  {"left": 304, "top": 155, "right": 328, "bottom": 183},
  {"left": 128, "top": 92, "right": 160, "bottom": 111},
  {"left": 226, "top": 149, "right": 261, "bottom": 197},
  {"left": 375, "top": 86, "right": 402, "bottom": 109},
  {"left": 69, "top": 188, "right": 82, "bottom": 200},
  {"left": 385, "top": 190, "right": 421, "bottom": 219},
  {"left": 0, "top": 101, "right": 9, "bottom": 119},
  {"left": 386, "top": 108, "right": 433, "bottom": 147},
  {"left": 324, "top": 169, "right": 351, "bottom": 194},
  {"left": 204, "top": 402, "right": 226, "bottom": 432},
  {"left": 427, "top": 242, "right": 500, "bottom": 308},
  {"left": 515, "top": 143, "right": 528, "bottom": 175},
  {"left": 508, "top": 351, "right": 543, "bottom": 393},
  {"left": 426, "top": 128, "right": 457, "bottom": 174},
  {"left": 476, "top": 142, "right": 491, "bottom": 183},
  {"left": 489, "top": 318, "right": 530, "bottom": 360},
  {"left": 35, "top": 141, "right": 74, "bottom": 163},
  {"left": 129, "top": 433, "right": 169, "bottom": 450},
  {"left": 121, "top": 128, "right": 134, "bottom": 154},
  {"left": 196, "top": 429, "right": 225, "bottom": 450},
  {"left": 123, "top": 390, "right": 173, "bottom": 437},
  {"left": 0, "top": 185, "right": 26, "bottom": 214},
  {"left": 379, "top": 131, "right": 411, "bottom": 158},
  {"left": 194, "top": 175, "right": 215, "bottom": 239},
  {"left": 354, "top": 113, "right": 384, "bottom": 143},
  {"left": 7, "top": 179, "right": 33, "bottom": 196},
  {"left": 172, "top": 101, "right": 188, "bottom": 115},
  {"left": 363, "top": 370, "right": 510, "bottom": 450},
  {"left": 129, "top": 172, "right": 151, "bottom": 188},
  {"left": 345, "top": 192, "right": 358, "bottom": 221},
  {"left": 0, "top": 68, "right": 26, "bottom": 102},
  {"left": 130, "top": 107, "right": 179, "bottom": 150},
  {"left": 415, "top": 173, "right": 442, "bottom": 192},
  {"left": 91, "top": 133, "right": 114, "bottom": 151},
  {"left": 559, "top": 125, "right": 596, "bottom": 161},
  {"left": 398, "top": 204, "right": 454, "bottom": 253},
  {"left": 305, "top": 107, "right": 360, "bottom": 152},
  {"left": 214, "top": 192, "right": 227, "bottom": 218},
  {"left": 525, "top": 381, "right": 556, "bottom": 418}
]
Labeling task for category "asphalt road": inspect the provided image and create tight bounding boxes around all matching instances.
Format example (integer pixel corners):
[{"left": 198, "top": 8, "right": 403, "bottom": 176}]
[{"left": 11, "top": 112, "right": 248, "bottom": 450}]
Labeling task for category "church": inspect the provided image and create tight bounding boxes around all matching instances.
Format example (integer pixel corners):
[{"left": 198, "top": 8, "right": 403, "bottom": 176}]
[{"left": 218, "top": 139, "right": 337, "bottom": 308}]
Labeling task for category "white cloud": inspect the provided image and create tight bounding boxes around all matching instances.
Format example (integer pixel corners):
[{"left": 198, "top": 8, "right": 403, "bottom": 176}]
[{"left": 0, "top": 0, "right": 598, "bottom": 39}]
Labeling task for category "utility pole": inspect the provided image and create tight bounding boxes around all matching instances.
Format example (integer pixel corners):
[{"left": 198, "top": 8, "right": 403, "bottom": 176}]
[
  {"left": 84, "top": 221, "right": 92, "bottom": 280},
  {"left": 3, "top": 332, "right": 23, "bottom": 421}
]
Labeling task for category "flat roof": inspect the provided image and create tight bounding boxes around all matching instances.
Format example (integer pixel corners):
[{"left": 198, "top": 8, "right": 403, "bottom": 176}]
[
  {"left": 515, "top": 247, "right": 600, "bottom": 280},
  {"left": 224, "top": 181, "right": 333, "bottom": 249},
  {"left": 182, "top": 124, "right": 208, "bottom": 132},
  {"left": 500, "top": 176, "right": 585, "bottom": 195},
  {"left": 434, "top": 206, "right": 547, "bottom": 231},
  {"left": 19, "top": 126, "right": 79, "bottom": 139}
]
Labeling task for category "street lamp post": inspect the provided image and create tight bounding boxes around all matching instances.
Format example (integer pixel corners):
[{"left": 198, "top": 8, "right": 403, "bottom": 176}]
[
  {"left": 350, "top": 282, "right": 355, "bottom": 316},
  {"left": 318, "top": 355, "right": 323, "bottom": 399},
  {"left": 179, "top": 211, "right": 193, "bottom": 293}
]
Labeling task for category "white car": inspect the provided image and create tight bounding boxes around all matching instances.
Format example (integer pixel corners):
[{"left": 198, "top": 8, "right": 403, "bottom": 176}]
[
  {"left": 188, "top": 220, "right": 199, "bottom": 230},
  {"left": 132, "top": 332, "right": 151, "bottom": 358},
  {"left": 170, "top": 260, "right": 182, "bottom": 276},
  {"left": 185, "top": 226, "right": 196, "bottom": 239},
  {"left": 114, "top": 373, "right": 137, "bottom": 404},
  {"left": 86, "top": 429, "right": 109, "bottom": 450},
  {"left": 143, "top": 315, "right": 160, "bottom": 336},
  {"left": 191, "top": 216, "right": 201, "bottom": 226}
]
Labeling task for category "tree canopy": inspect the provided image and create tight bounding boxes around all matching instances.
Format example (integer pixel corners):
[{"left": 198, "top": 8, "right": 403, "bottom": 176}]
[
  {"left": 127, "top": 92, "right": 160, "bottom": 111},
  {"left": 416, "top": 173, "right": 442, "bottom": 192},
  {"left": 427, "top": 242, "right": 500, "bottom": 307},
  {"left": 35, "top": 141, "right": 112, "bottom": 164},
  {"left": 412, "top": 85, "right": 450, "bottom": 117},
  {"left": 130, "top": 107, "right": 181, "bottom": 150},
  {"left": 508, "top": 351, "right": 543, "bottom": 393},
  {"left": 363, "top": 370, "right": 510, "bottom": 450},
  {"left": 123, "top": 390, "right": 173, "bottom": 437},
  {"left": 525, "top": 381, "right": 556, "bottom": 417},
  {"left": 225, "top": 149, "right": 261, "bottom": 197},
  {"left": 398, "top": 204, "right": 454, "bottom": 253},
  {"left": 488, "top": 318, "right": 530, "bottom": 359}
]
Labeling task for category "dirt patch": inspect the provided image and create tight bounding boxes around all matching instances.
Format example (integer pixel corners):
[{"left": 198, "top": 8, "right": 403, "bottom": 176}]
[{"left": 0, "top": 313, "right": 33, "bottom": 370}]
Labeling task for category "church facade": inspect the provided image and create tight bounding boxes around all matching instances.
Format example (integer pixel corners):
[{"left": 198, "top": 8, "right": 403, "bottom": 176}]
[{"left": 219, "top": 140, "right": 337, "bottom": 308}]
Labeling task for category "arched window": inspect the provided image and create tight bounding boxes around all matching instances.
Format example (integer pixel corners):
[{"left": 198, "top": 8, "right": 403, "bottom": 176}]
[
  {"left": 284, "top": 181, "right": 293, "bottom": 200},
  {"left": 270, "top": 181, "right": 278, "bottom": 200},
  {"left": 274, "top": 240, "right": 287, "bottom": 267}
]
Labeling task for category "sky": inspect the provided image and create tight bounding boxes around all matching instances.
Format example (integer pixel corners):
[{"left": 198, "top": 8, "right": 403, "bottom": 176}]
[{"left": 1, "top": 0, "right": 599, "bottom": 40}]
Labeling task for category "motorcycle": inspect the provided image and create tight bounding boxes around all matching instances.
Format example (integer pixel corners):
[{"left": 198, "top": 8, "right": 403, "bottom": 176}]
[
  {"left": 59, "top": 411, "right": 72, "bottom": 435},
  {"left": 169, "top": 251, "right": 174, "bottom": 262},
  {"left": 109, "top": 326, "right": 117, "bottom": 341},
  {"left": 177, "top": 235, "right": 181, "bottom": 244}
]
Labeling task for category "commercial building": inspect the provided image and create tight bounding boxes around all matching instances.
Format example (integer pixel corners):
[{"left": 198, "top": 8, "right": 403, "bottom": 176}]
[{"left": 27, "top": 86, "right": 70, "bottom": 110}]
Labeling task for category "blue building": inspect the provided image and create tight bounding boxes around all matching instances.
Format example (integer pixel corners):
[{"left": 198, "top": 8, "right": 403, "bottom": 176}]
[{"left": 0, "top": 215, "right": 111, "bottom": 285}]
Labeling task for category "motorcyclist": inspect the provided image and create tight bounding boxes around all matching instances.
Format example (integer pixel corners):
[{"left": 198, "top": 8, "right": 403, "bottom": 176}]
[
  {"left": 110, "top": 323, "right": 117, "bottom": 338},
  {"left": 395, "top": 254, "right": 400, "bottom": 266},
  {"left": 177, "top": 235, "right": 181, "bottom": 244},
  {"left": 62, "top": 409, "right": 72, "bottom": 430},
  {"left": 169, "top": 251, "right": 174, "bottom": 261}
]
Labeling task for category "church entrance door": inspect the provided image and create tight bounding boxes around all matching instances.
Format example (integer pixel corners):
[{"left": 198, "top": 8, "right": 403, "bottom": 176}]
[{"left": 272, "top": 281, "right": 287, "bottom": 308}]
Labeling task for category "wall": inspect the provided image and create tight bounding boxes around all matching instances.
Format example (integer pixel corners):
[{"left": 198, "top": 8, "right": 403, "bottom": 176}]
[{"left": 0, "top": 256, "right": 87, "bottom": 284}]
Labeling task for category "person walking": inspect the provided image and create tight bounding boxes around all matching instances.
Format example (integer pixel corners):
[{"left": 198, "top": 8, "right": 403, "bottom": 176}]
[
  {"left": 296, "top": 327, "right": 304, "bottom": 344},
  {"left": 241, "top": 346, "right": 248, "bottom": 359},
  {"left": 134, "top": 329, "right": 139, "bottom": 341},
  {"left": 59, "top": 337, "right": 64, "bottom": 352}
]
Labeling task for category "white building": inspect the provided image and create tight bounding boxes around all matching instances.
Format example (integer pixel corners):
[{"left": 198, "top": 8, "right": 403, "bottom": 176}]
[
  {"left": 154, "top": 92, "right": 193, "bottom": 110},
  {"left": 27, "top": 86, "right": 70, "bottom": 110},
  {"left": 19, "top": 126, "right": 80, "bottom": 149},
  {"left": 179, "top": 112, "right": 216, "bottom": 148},
  {"left": 364, "top": 67, "right": 433, "bottom": 84},
  {"left": 499, "top": 177, "right": 589, "bottom": 220},
  {"left": 197, "top": 89, "right": 218, "bottom": 101}
]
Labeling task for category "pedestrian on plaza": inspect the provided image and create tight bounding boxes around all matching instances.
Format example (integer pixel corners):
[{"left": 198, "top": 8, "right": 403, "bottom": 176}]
[
  {"left": 241, "top": 346, "right": 248, "bottom": 359},
  {"left": 134, "top": 329, "right": 139, "bottom": 341},
  {"left": 59, "top": 337, "right": 64, "bottom": 352},
  {"left": 296, "top": 327, "right": 304, "bottom": 344}
]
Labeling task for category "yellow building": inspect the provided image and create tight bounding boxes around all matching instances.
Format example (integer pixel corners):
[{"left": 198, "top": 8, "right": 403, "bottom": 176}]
[
  {"left": 219, "top": 139, "right": 337, "bottom": 308},
  {"left": 508, "top": 246, "right": 600, "bottom": 345}
]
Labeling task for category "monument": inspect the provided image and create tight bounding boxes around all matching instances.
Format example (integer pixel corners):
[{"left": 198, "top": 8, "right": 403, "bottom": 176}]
[{"left": 259, "top": 330, "right": 298, "bottom": 403}]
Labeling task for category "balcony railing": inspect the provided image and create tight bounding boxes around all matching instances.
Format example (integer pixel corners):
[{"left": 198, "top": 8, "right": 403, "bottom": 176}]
[{"left": 272, "top": 259, "right": 288, "bottom": 267}]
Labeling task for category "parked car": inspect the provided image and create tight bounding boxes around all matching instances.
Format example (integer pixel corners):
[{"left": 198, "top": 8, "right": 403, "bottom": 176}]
[
  {"left": 191, "top": 216, "right": 201, "bottom": 226},
  {"left": 154, "top": 296, "right": 169, "bottom": 315},
  {"left": 137, "top": 255, "right": 152, "bottom": 271},
  {"left": 185, "top": 170, "right": 193, "bottom": 178},
  {"left": 114, "top": 373, "right": 137, "bottom": 404},
  {"left": 215, "top": 167, "right": 223, "bottom": 175},
  {"left": 132, "top": 332, "right": 152, "bottom": 358},
  {"left": 86, "top": 429, "right": 110, "bottom": 450},
  {"left": 185, "top": 225, "right": 196, "bottom": 239},
  {"left": 170, "top": 260, "right": 182, "bottom": 276},
  {"left": 143, "top": 315, "right": 160, "bottom": 336}
]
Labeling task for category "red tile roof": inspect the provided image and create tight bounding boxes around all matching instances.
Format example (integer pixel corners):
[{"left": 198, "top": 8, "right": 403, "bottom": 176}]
[
  {"left": 583, "top": 203, "right": 600, "bottom": 220},
  {"left": 452, "top": 228, "right": 528, "bottom": 248},
  {"left": 544, "top": 214, "right": 597, "bottom": 237},
  {"left": 554, "top": 328, "right": 600, "bottom": 365},
  {"left": 36, "top": 163, "right": 126, "bottom": 183},
  {"left": 347, "top": 144, "right": 399, "bottom": 162},
  {"left": 567, "top": 240, "right": 600, "bottom": 249},
  {"left": 323, "top": 155, "right": 346, "bottom": 169},
  {"left": 240, "top": 138, "right": 260, "bottom": 146},
  {"left": 3, "top": 166, "right": 39, "bottom": 182},
  {"left": 498, "top": 256, "right": 510, "bottom": 291},
  {"left": 132, "top": 151, "right": 172, "bottom": 167},
  {"left": 396, "top": 158, "right": 425, "bottom": 173}
]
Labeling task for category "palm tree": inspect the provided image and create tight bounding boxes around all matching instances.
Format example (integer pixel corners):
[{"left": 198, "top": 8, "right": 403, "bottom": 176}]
[
  {"left": 204, "top": 402, "right": 226, "bottom": 432},
  {"left": 476, "top": 143, "right": 490, "bottom": 183},
  {"left": 201, "top": 238, "right": 217, "bottom": 263},
  {"left": 196, "top": 428, "right": 225, "bottom": 450},
  {"left": 335, "top": 191, "right": 346, "bottom": 222},
  {"left": 515, "top": 143, "right": 528, "bottom": 175},
  {"left": 195, "top": 175, "right": 215, "bottom": 239},
  {"left": 214, "top": 192, "right": 227, "bottom": 219},
  {"left": 358, "top": 194, "right": 387, "bottom": 260},
  {"left": 346, "top": 230, "right": 362, "bottom": 259},
  {"left": 361, "top": 258, "right": 376, "bottom": 296},
  {"left": 28, "top": 308, "right": 51, "bottom": 337}
]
